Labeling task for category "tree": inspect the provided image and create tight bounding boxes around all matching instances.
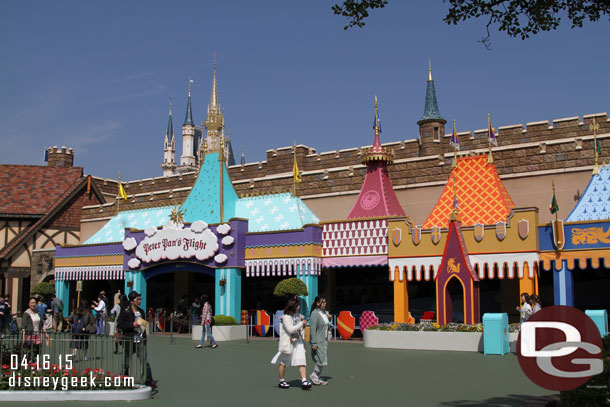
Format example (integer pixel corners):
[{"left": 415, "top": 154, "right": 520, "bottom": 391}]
[
  {"left": 273, "top": 278, "right": 308, "bottom": 298},
  {"left": 333, "top": 1, "right": 610, "bottom": 48},
  {"left": 30, "top": 282, "right": 56, "bottom": 299}
]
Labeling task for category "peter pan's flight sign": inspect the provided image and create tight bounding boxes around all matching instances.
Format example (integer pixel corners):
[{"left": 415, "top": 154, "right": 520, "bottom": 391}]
[{"left": 123, "top": 220, "right": 220, "bottom": 265}]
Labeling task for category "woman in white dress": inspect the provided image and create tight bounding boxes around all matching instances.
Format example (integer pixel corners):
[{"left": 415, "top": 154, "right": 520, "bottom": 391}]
[{"left": 271, "top": 298, "right": 311, "bottom": 390}]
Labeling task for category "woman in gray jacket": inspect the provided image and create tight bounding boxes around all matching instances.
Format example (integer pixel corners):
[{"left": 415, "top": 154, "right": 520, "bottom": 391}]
[{"left": 309, "top": 296, "right": 330, "bottom": 385}]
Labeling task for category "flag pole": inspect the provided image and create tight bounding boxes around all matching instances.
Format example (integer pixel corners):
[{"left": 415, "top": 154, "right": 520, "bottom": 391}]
[
  {"left": 552, "top": 180, "right": 558, "bottom": 224},
  {"left": 591, "top": 117, "right": 600, "bottom": 175},
  {"left": 488, "top": 114, "right": 494, "bottom": 164},
  {"left": 292, "top": 141, "right": 297, "bottom": 197},
  {"left": 452, "top": 120, "right": 457, "bottom": 168},
  {"left": 117, "top": 171, "right": 121, "bottom": 215}
]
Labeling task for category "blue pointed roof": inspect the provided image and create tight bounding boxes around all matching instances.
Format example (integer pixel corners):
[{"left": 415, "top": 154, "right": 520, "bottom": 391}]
[
  {"left": 181, "top": 152, "right": 238, "bottom": 224},
  {"left": 566, "top": 166, "right": 610, "bottom": 222},
  {"left": 419, "top": 77, "right": 444, "bottom": 123},
  {"left": 84, "top": 206, "right": 173, "bottom": 244},
  {"left": 166, "top": 110, "right": 174, "bottom": 142},
  {"left": 236, "top": 193, "right": 320, "bottom": 232},
  {"left": 226, "top": 139, "right": 236, "bottom": 166},
  {"left": 184, "top": 89, "right": 194, "bottom": 126}
]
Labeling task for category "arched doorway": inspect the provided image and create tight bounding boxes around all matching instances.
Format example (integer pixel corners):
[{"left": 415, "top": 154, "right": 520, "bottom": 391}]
[
  {"left": 445, "top": 276, "right": 465, "bottom": 323},
  {"left": 144, "top": 262, "right": 216, "bottom": 327}
]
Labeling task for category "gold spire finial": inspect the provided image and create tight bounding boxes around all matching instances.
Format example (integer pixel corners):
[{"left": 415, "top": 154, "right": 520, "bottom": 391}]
[
  {"left": 428, "top": 59, "right": 433, "bottom": 81},
  {"left": 590, "top": 117, "right": 600, "bottom": 175},
  {"left": 210, "top": 54, "right": 218, "bottom": 110},
  {"left": 374, "top": 95, "right": 379, "bottom": 136},
  {"left": 169, "top": 95, "right": 172, "bottom": 116}
]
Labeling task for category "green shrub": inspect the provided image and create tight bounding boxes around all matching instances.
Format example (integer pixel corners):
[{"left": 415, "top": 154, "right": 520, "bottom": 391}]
[
  {"left": 561, "top": 335, "right": 610, "bottom": 407},
  {"left": 273, "top": 278, "right": 308, "bottom": 297},
  {"left": 213, "top": 315, "right": 238, "bottom": 326},
  {"left": 30, "top": 282, "right": 55, "bottom": 299}
]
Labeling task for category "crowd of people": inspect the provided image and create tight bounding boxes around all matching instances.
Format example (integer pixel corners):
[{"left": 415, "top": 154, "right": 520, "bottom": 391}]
[{"left": 517, "top": 292, "right": 542, "bottom": 323}]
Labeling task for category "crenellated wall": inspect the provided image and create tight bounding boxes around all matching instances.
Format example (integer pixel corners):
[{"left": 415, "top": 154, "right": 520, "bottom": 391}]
[{"left": 81, "top": 112, "right": 609, "bottom": 228}]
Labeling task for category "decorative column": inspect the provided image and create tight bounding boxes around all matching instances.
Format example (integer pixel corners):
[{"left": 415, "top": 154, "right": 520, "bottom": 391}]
[
  {"left": 55, "top": 280, "right": 70, "bottom": 318},
  {"left": 393, "top": 267, "right": 413, "bottom": 323},
  {"left": 215, "top": 268, "right": 241, "bottom": 322},
  {"left": 125, "top": 270, "right": 148, "bottom": 310},
  {"left": 296, "top": 263, "right": 318, "bottom": 318},
  {"left": 553, "top": 260, "right": 574, "bottom": 306}
]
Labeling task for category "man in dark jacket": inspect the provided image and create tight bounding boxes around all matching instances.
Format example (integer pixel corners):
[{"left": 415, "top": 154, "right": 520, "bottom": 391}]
[{"left": 117, "top": 291, "right": 155, "bottom": 388}]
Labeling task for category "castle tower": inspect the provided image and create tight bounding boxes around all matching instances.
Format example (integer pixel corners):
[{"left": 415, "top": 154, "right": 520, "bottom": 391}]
[
  {"left": 417, "top": 62, "right": 446, "bottom": 157},
  {"left": 202, "top": 55, "right": 224, "bottom": 156},
  {"left": 161, "top": 97, "right": 177, "bottom": 176},
  {"left": 47, "top": 146, "right": 74, "bottom": 167},
  {"left": 346, "top": 97, "right": 406, "bottom": 219},
  {"left": 179, "top": 79, "right": 197, "bottom": 173}
]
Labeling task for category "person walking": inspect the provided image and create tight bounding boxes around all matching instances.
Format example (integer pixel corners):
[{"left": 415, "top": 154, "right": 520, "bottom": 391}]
[
  {"left": 110, "top": 294, "right": 128, "bottom": 353},
  {"left": 270, "top": 298, "right": 312, "bottom": 390},
  {"left": 50, "top": 295, "right": 64, "bottom": 332},
  {"left": 35, "top": 296, "right": 47, "bottom": 324},
  {"left": 0, "top": 295, "right": 7, "bottom": 338},
  {"left": 516, "top": 293, "right": 533, "bottom": 323},
  {"left": 69, "top": 299, "right": 94, "bottom": 361},
  {"left": 530, "top": 294, "right": 542, "bottom": 314},
  {"left": 22, "top": 296, "right": 49, "bottom": 351},
  {"left": 195, "top": 294, "right": 217, "bottom": 349},
  {"left": 309, "top": 296, "right": 330, "bottom": 386},
  {"left": 92, "top": 295, "right": 106, "bottom": 335},
  {"left": 117, "top": 291, "right": 156, "bottom": 388}
]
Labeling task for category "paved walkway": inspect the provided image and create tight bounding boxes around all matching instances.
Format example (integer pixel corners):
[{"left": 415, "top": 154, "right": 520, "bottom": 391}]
[{"left": 0, "top": 335, "right": 555, "bottom": 407}]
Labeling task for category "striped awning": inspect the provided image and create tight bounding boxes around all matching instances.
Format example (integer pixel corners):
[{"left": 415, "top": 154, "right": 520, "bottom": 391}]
[
  {"left": 54, "top": 266, "right": 125, "bottom": 281},
  {"left": 388, "top": 252, "right": 538, "bottom": 282},
  {"left": 245, "top": 257, "right": 321, "bottom": 277}
]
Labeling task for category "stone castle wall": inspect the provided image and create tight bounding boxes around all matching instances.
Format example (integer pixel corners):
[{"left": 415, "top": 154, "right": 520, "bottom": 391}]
[{"left": 82, "top": 112, "right": 609, "bottom": 223}]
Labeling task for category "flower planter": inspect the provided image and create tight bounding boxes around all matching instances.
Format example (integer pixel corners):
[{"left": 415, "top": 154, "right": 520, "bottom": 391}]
[
  {"left": 363, "top": 330, "right": 521, "bottom": 353},
  {"left": 191, "top": 325, "right": 247, "bottom": 342},
  {"left": 364, "top": 330, "right": 484, "bottom": 352},
  {"left": 0, "top": 385, "right": 151, "bottom": 401}
]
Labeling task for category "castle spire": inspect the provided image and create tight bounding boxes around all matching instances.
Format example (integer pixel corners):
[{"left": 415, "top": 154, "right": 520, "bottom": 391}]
[
  {"left": 209, "top": 53, "right": 219, "bottom": 112},
  {"left": 166, "top": 96, "right": 174, "bottom": 142},
  {"left": 420, "top": 60, "right": 443, "bottom": 122},
  {"left": 203, "top": 54, "right": 224, "bottom": 154},
  {"left": 184, "top": 78, "right": 194, "bottom": 126},
  {"left": 372, "top": 95, "right": 382, "bottom": 151}
]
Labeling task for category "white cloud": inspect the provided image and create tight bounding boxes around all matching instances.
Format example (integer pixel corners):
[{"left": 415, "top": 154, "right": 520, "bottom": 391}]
[{"left": 122, "top": 237, "right": 137, "bottom": 251}]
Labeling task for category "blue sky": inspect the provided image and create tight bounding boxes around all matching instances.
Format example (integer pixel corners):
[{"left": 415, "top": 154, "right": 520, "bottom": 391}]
[{"left": 1, "top": 1, "right": 609, "bottom": 181}]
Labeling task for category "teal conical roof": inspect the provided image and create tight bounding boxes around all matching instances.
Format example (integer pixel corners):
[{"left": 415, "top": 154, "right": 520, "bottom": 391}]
[
  {"left": 419, "top": 78, "right": 443, "bottom": 122},
  {"left": 181, "top": 152, "right": 237, "bottom": 224}
]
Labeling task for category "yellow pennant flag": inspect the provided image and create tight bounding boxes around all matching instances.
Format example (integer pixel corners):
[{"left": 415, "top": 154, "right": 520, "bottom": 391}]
[
  {"left": 118, "top": 182, "right": 128, "bottom": 201},
  {"left": 293, "top": 154, "right": 301, "bottom": 186}
]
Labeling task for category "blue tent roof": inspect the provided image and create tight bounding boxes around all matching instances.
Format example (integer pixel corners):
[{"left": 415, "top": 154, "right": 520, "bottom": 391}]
[
  {"left": 236, "top": 193, "right": 319, "bottom": 232},
  {"left": 566, "top": 166, "right": 610, "bottom": 222},
  {"left": 84, "top": 206, "right": 173, "bottom": 244}
]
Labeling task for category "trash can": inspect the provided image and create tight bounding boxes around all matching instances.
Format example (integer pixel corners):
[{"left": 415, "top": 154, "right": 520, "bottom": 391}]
[
  {"left": 585, "top": 309, "right": 608, "bottom": 337},
  {"left": 482, "top": 313, "right": 509, "bottom": 355}
]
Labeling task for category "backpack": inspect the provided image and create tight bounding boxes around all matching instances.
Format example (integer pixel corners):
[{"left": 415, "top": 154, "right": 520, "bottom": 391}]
[
  {"left": 10, "top": 319, "right": 18, "bottom": 333},
  {"left": 56, "top": 299, "right": 64, "bottom": 313},
  {"left": 72, "top": 316, "right": 85, "bottom": 333}
]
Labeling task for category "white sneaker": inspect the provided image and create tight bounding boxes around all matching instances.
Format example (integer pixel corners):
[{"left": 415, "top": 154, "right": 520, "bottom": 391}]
[{"left": 310, "top": 373, "right": 321, "bottom": 385}]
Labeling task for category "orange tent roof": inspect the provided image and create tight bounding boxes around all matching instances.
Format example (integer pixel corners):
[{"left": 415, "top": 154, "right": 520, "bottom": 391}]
[{"left": 422, "top": 155, "right": 515, "bottom": 228}]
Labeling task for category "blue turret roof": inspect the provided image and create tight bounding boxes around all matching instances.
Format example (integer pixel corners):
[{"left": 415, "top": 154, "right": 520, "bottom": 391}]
[
  {"left": 226, "top": 139, "right": 236, "bottom": 166},
  {"left": 166, "top": 109, "right": 174, "bottom": 142},
  {"left": 184, "top": 85, "right": 194, "bottom": 126},
  {"left": 419, "top": 76, "right": 444, "bottom": 123},
  {"left": 566, "top": 166, "right": 610, "bottom": 222}
]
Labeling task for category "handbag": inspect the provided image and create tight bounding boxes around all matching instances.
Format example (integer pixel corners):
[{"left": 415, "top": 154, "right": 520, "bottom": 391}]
[{"left": 209, "top": 315, "right": 215, "bottom": 327}]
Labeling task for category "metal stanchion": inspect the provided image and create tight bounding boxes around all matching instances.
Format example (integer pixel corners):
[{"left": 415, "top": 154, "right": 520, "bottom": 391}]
[{"left": 169, "top": 315, "right": 174, "bottom": 345}]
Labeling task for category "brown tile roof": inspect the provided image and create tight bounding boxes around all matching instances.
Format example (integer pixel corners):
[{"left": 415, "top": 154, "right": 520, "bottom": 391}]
[{"left": 0, "top": 165, "right": 83, "bottom": 216}]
